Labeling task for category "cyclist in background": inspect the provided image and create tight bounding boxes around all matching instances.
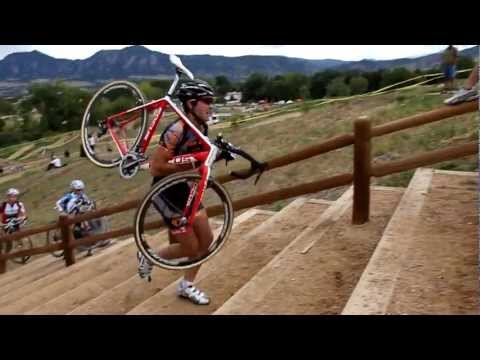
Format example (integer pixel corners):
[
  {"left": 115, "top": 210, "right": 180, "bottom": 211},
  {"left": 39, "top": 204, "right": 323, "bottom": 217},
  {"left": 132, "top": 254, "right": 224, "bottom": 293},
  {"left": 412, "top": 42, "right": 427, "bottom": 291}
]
[
  {"left": 55, "top": 180, "right": 91, "bottom": 214},
  {"left": 1, "top": 188, "right": 27, "bottom": 252}
]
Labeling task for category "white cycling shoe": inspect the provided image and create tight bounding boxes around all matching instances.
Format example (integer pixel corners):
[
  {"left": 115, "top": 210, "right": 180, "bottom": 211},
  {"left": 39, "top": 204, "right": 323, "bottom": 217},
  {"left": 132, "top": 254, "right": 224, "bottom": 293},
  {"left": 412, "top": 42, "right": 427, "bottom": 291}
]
[
  {"left": 444, "top": 87, "right": 478, "bottom": 105},
  {"left": 137, "top": 251, "right": 153, "bottom": 282},
  {"left": 177, "top": 279, "right": 210, "bottom": 305}
]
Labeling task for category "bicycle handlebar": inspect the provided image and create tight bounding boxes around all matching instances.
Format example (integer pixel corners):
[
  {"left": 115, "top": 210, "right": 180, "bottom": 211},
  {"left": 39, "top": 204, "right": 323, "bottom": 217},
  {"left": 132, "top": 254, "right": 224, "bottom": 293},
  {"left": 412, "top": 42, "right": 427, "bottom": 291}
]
[
  {"left": 3, "top": 217, "right": 28, "bottom": 230},
  {"left": 213, "top": 135, "right": 266, "bottom": 185}
]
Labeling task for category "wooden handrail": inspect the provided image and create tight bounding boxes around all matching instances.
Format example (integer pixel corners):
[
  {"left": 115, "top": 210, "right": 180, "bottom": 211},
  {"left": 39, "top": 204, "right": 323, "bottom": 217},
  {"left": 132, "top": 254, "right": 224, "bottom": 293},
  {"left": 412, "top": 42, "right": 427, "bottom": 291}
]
[
  {"left": 0, "top": 242, "right": 63, "bottom": 261},
  {"left": 71, "top": 173, "right": 354, "bottom": 249},
  {"left": 372, "top": 141, "right": 478, "bottom": 177},
  {"left": 64, "top": 199, "right": 140, "bottom": 225},
  {"left": 216, "top": 133, "right": 355, "bottom": 184},
  {"left": 0, "top": 222, "right": 58, "bottom": 244},
  {"left": 69, "top": 140, "right": 480, "bottom": 255},
  {"left": 371, "top": 101, "right": 477, "bottom": 137}
]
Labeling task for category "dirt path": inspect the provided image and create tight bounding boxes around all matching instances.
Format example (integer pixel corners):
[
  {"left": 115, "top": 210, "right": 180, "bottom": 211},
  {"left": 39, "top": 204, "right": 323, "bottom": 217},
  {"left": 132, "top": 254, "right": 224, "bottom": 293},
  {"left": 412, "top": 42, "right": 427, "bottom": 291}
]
[
  {"left": 386, "top": 171, "right": 478, "bottom": 314},
  {"left": 7, "top": 144, "right": 36, "bottom": 160}
]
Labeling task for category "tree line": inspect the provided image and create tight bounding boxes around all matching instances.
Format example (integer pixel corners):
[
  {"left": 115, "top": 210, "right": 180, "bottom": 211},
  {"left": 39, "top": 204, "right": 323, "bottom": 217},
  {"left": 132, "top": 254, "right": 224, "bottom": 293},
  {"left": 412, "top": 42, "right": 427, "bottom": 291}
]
[{"left": 0, "top": 55, "right": 475, "bottom": 148}]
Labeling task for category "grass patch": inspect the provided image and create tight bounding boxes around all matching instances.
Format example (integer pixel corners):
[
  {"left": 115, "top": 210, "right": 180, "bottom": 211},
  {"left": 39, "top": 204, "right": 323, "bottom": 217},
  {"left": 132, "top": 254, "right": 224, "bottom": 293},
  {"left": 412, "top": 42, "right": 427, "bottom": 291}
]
[
  {"left": 377, "top": 170, "right": 415, "bottom": 187},
  {"left": 2, "top": 84, "right": 477, "bottom": 231}
]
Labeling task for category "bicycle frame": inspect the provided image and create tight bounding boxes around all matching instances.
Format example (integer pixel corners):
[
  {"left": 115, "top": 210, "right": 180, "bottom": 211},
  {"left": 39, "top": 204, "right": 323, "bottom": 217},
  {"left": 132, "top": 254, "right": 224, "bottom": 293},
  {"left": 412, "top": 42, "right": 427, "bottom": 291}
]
[{"left": 105, "top": 95, "right": 219, "bottom": 228}]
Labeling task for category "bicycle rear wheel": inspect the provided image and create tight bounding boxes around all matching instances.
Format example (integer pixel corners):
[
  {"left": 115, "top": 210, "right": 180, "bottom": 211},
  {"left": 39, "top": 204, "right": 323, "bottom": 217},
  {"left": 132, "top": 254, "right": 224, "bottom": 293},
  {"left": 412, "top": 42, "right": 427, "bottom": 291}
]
[
  {"left": 11, "top": 237, "right": 33, "bottom": 264},
  {"left": 46, "top": 228, "right": 65, "bottom": 258},
  {"left": 80, "top": 217, "right": 111, "bottom": 254},
  {"left": 134, "top": 173, "right": 234, "bottom": 270},
  {"left": 81, "top": 81, "right": 147, "bottom": 168}
]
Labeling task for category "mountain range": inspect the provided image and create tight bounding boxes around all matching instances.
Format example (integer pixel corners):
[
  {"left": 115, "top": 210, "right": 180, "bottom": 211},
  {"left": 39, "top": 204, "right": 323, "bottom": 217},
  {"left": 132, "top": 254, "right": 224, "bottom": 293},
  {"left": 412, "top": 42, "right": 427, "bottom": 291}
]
[{"left": 0, "top": 45, "right": 477, "bottom": 83}]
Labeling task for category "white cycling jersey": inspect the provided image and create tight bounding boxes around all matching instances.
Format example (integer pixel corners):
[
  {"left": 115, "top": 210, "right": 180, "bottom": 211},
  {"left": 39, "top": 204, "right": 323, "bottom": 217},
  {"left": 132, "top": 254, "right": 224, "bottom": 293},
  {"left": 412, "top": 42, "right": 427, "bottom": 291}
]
[
  {"left": 56, "top": 192, "right": 91, "bottom": 214},
  {"left": 1, "top": 201, "right": 26, "bottom": 223}
]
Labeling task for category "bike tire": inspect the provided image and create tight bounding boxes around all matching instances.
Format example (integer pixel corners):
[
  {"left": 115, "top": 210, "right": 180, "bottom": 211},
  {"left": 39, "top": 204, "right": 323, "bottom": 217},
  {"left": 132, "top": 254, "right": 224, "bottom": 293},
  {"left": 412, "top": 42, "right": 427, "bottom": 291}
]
[
  {"left": 81, "top": 81, "right": 148, "bottom": 168},
  {"left": 11, "top": 236, "right": 33, "bottom": 264},
  {"left": 46, "top": 228, "right": 65, "bottom": 258},
  {"left": 134, "top": 173, "right": 234, "bottom": 270}
]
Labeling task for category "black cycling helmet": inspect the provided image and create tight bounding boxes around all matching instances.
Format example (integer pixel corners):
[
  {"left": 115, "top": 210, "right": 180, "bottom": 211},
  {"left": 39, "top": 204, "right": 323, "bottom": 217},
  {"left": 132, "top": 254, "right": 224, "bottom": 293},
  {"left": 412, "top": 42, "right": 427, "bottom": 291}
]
[{"left": 176, "top": 80, "right": 215, "bottom": 104}]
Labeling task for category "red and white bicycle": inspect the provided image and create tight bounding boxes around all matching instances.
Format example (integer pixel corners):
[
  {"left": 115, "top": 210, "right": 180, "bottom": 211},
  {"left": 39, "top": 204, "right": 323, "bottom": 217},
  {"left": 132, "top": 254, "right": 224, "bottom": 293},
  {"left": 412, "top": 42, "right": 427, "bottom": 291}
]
[{"left": 81, "top": 55, "right": 265, "bottom": 270}]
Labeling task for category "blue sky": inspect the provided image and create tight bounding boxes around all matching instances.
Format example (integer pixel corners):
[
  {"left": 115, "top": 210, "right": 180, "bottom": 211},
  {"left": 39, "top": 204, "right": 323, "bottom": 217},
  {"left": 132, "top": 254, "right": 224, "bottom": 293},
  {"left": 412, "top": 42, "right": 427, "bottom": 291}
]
[{"left": 0, "top": 45, "right": 476, "bottom": 61}]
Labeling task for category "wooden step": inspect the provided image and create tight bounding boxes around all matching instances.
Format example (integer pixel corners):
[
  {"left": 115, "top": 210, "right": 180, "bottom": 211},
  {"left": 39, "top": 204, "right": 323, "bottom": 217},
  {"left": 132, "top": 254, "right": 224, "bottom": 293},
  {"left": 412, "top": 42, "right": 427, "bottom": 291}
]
[{"left": 68, "top": 209, "right": 273, "bottom": 315}]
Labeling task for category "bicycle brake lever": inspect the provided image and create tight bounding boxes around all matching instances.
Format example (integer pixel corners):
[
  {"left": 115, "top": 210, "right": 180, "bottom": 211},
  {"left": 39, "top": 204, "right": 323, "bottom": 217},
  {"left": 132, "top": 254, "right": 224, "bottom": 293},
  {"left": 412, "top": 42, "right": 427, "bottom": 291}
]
[
  {"left": 254, "top": 171, "right": 262, "bottom": 185},
  {"left": 253, "top": 162, "right": 267, "bottom": 185}
]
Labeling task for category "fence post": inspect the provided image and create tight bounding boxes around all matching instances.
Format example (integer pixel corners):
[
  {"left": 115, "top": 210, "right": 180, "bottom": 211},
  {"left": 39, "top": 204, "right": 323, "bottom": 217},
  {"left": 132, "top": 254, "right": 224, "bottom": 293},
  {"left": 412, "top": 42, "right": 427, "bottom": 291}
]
[
  {"left": 59, "top": 214, "right": 75, "bottom": 266},
  {"left": 0, "top": 245, "right": 6, "bottom": 274},
  {"left": 352, "top": 118, "right": 372, "bottom": 225}
]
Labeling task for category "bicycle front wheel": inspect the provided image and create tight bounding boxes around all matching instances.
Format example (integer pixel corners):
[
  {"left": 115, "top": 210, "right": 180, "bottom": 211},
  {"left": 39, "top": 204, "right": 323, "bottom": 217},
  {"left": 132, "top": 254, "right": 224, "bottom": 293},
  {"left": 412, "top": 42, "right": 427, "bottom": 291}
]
[
  {"left": 81, "top": 81, "right": 147, "bottom": 168},
  {"left": 134, "top": 173, "right": 234, "bottom": 270}
]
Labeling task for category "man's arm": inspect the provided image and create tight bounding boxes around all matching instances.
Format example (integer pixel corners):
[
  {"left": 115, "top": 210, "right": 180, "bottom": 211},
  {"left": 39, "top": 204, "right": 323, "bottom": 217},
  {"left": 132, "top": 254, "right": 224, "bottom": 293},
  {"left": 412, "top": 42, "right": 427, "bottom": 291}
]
[
  {"left": 55, "top": 194, "right": 70, "bottom": 212},
  {"left": 18, "top": 202, "right": 27, "bottom": 219},
  {"left": 149, "top": 146, "right": 196, "bottom": 178}
]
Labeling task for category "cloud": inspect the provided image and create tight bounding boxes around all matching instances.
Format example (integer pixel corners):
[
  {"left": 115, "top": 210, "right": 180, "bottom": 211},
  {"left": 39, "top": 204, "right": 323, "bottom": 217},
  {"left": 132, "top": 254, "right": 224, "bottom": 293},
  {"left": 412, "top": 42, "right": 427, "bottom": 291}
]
[{"left": 260, "top": 45, "right": 285, "bottom": 49}]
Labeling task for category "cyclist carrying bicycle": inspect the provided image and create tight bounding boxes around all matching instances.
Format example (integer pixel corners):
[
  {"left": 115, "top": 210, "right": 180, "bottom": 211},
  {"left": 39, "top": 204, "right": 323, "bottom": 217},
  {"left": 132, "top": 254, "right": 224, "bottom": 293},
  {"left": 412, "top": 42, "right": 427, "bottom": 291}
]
[
  {"left": 1, "top": 188, "right": 27, "bottom": 252},
  {"left": 55, "top": 180, "right": 91, "bottom": 214},
  {"left": 137, "top": 79, "right": 234, "bottom": 305},
  {"left": 55, "top": 180, "right": 94, "bottom": 238}
]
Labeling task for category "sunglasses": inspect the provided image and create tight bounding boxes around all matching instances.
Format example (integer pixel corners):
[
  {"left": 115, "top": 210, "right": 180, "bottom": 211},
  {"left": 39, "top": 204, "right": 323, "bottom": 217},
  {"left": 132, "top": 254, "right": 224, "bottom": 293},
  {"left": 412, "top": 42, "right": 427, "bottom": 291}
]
[{"left": 199, "top": 97, "right": 214, "bottom": 105}]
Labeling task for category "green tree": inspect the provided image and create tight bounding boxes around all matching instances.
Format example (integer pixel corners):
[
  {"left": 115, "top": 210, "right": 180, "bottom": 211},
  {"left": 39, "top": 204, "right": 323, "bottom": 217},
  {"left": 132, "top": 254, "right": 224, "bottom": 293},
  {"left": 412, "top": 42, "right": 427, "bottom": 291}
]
[
  {"left": 326, "top": 77, "right": 351, "bottom": 97},
  {"left": 150, "top": 80, "right": 171, "bottom": 95},
  {"left": 363, "top": 70, "right": 384, "bottom": 91},
  {"left": 241, "top": 73, "right": 269, "bottom": 102},
  {"left": 457, "top": 56, "right": 475, "bottom": 70},
  {"left": 457, "top": 56, "right": 476, "bottom": 79},
  {"left": 380, "top": 67, "right": 413, "bottom": 88},
  {"left": 27, "top": 81, "right": 90, "bottom": 132},
  {"left": 309, "top": 70, "right": 342, "bottom": 99},
  {"left": 299, "top": 84, "right": 310, "bottom": 100},
  {"left": 265, "top": 75, "right": 291, "bottom": 101},
  {"left": 214, "top": 75, "right": 233, "bottom": 98},
  {"left": 0, "top": 132, "right": 23, "bottom": 147},
  {"left": 0, "top": 99, "right": 15, "bottom": 115},
  {"left": 138, "top": 81, "right": 164, "bottom": 100},
  {"left": 349, "top": 75, "right": 369, "bottom": 95}
]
